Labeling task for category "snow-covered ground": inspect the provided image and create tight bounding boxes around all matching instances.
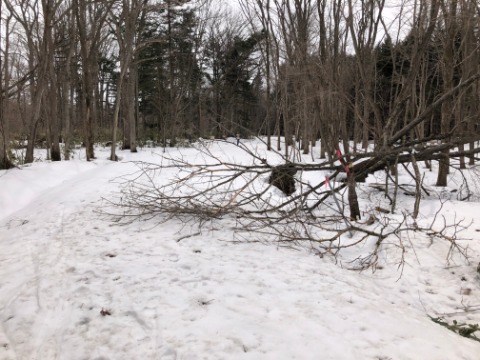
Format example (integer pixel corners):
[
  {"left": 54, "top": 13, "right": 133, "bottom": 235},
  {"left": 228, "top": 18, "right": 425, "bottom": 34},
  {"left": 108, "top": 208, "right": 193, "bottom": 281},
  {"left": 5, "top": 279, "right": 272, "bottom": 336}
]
[{"left": 1, "top": 139, "right": 480, "bottom": 360}]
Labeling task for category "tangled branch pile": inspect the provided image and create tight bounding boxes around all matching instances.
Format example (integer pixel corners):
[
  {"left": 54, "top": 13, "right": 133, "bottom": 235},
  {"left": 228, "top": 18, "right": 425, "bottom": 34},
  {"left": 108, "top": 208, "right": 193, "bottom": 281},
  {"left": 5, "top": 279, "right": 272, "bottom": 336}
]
[{"left": 104, "top": 137, "right": 479, "bottom": 270}]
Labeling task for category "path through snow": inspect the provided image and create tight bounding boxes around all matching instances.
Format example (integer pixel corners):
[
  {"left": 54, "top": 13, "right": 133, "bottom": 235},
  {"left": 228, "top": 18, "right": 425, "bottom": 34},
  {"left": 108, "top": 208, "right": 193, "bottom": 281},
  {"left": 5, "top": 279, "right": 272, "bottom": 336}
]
[{"left": 1, "top": 144, "right": 480, "bottom": 359}]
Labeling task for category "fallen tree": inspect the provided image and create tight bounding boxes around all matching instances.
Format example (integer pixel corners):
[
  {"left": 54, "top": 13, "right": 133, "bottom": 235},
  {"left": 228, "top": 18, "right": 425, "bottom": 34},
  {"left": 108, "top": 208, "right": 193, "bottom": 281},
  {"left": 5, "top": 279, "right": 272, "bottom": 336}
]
[{"left": 103, "top": 135, "right": 478, "bottom": 271}]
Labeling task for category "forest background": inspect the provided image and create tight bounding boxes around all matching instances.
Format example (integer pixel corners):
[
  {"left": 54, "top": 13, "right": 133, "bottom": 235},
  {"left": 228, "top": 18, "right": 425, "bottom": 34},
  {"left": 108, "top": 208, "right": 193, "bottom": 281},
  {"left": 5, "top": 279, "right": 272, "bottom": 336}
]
[{"left": 0, "top": 0, "right": 479, "bottom": 191}]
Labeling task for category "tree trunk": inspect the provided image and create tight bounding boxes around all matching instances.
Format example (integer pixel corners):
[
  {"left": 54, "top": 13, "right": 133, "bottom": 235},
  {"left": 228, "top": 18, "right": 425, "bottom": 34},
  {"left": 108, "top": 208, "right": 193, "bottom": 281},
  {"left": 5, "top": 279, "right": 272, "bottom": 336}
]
[
  {"left": 110, "top": 91, "right": 122, "bottom": 161},
  {"left": 347, "top": 171, "right": 361, "bottom": 221},
  {"left": 436, "top": 1, "right": 457, "bottom": 186},
  {"left": 0, "top": 11, "right": 13, "bottom": 169},
  {"left": 74, "top": 0, "right": 113, "bottom": 161},
  {"left": 127, "top": 64, "right": 137, "bottom": 152},
  {"left": 62, "top": 21, "right": 75, "bottom": 160},
  {"left": 48, "top": 68, "right": 61, "bottom": 161},
  {"left": 25, "top": 121, "right": 39, "bottom": 164}
]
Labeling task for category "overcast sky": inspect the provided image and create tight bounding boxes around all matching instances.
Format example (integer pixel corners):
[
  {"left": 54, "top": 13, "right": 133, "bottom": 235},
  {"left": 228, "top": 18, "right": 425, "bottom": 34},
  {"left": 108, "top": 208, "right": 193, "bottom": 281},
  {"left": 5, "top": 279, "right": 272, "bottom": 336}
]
[{"left": 226, "top": 0, "right": 413, "bottom": 45}]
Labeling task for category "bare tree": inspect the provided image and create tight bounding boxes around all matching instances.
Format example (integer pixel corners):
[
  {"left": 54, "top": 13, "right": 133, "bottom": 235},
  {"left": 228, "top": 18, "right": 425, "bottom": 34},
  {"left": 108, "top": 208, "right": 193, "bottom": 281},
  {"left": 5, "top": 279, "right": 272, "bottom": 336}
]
[
  {"left": 435, "top": 0, "right": 457, "bottom": 186},
  {"left": 42, "top": 0, "right": 69, "bottom": 161},
  {"left": 454, "top": 0, "right": 479, "bottom": 168},
  {"left": 0, "top": 3, "right": 14, "bottom": 169},
  {"left": 4, "top": 0, "right": 49, "bottom": 164},
  {"left": 55, "top": 4, "right": 77, "bottom": 160},
  {"left": 75, "top": 0, "right": 114, "bottom": 161},
  {"left": 109, "top": 0, "right": 151, "bottom": 161},
  {"left": 239, "top": 0, "right": 275, "bottom": 150},
  {"left": 346, "top": 0, "right": 386, "bottom": 149},
  {"left": 315, "top": 0, "right": 350, "bottom": 161}
]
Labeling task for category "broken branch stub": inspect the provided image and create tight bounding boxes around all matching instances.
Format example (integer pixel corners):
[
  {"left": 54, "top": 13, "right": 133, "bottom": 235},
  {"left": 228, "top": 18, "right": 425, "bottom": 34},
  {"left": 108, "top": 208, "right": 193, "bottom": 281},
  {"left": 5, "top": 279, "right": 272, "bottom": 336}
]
[{"left": 268, "top": 163, "right": 297, "bottom": 196}]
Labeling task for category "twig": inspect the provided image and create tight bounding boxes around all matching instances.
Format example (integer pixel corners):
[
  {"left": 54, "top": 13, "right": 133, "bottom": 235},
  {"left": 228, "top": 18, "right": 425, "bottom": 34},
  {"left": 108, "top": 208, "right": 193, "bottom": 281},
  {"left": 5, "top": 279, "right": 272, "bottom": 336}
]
[{"left": 175, "top": 231, "right": 201, "bottom": 243}]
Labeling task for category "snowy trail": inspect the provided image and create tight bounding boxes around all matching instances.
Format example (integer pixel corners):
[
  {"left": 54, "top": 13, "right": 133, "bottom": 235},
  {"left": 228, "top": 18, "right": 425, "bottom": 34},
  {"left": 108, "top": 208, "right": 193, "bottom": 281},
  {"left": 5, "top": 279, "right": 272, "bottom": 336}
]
[
  {"left": 1, "top": 146, "right": 480, "bottom": 359},
  {"left": 0, "top": 160, "right": 113, "bottom": 358}
]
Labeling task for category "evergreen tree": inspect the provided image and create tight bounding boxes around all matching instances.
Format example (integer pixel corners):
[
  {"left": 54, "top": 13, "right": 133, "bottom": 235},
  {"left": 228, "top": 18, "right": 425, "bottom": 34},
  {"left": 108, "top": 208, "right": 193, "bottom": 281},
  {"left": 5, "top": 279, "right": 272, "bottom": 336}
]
[{"left": 137, "top": 0, "right": 200, "bottom": 142}]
